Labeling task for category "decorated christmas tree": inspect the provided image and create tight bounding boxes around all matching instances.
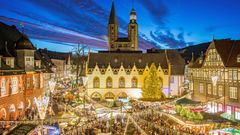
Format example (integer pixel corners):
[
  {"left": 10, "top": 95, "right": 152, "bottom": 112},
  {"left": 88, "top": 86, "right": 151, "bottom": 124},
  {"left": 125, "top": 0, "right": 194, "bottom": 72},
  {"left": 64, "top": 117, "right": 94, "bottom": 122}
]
[{"left": 142, "top": 63, "right": 166, "bottom": 100}]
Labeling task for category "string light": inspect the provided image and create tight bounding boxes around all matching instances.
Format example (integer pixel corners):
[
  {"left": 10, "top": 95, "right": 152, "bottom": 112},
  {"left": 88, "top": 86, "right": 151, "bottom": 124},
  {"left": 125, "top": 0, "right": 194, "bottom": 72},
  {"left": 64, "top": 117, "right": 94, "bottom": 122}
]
[{"left": 34, "top": 96, "right": 49, "bottom": 120}]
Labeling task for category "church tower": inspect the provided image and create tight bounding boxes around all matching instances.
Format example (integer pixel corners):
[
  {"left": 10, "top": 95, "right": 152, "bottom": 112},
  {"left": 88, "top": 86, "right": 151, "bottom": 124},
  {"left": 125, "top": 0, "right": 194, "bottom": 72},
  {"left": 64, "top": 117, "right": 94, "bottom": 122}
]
[
  {"left": 108, "top": 1, "right": 118, "bottom": 50},
  {"left": 128, "top": 8, "right": 138, "bottom": 50}
]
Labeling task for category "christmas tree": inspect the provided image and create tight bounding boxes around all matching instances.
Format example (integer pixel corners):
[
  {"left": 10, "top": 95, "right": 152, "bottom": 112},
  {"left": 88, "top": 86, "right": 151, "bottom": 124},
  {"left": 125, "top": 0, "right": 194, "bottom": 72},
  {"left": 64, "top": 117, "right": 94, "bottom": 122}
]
[{"left": 142, "top": 63, "right": 166, "bottom": 100}]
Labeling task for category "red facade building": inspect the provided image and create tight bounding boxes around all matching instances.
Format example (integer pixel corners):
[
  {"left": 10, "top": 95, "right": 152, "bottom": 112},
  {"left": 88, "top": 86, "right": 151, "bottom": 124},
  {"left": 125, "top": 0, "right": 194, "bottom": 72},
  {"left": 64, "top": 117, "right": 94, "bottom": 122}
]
[{"left": 0, "top": 22, "right": 50, "bottom": 120}]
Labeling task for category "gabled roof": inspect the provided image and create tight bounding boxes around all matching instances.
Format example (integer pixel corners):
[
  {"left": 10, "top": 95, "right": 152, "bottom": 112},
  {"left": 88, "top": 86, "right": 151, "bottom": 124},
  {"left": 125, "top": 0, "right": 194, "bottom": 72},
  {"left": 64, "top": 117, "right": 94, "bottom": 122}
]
[
  {"left": 190, "top": 39, "right": 240, "bottom": 68},
  {"left": 213, "top": 39, "right": 240, "bottom": 67},
  {"left": 15, "top": 36, "right": 35, "bottom": 50},
  {"left": 88, "top": 52, "right": 168, "bottom": 69},
  {"left": 108, "top": 1, "right": 117, "bottom": 24}
]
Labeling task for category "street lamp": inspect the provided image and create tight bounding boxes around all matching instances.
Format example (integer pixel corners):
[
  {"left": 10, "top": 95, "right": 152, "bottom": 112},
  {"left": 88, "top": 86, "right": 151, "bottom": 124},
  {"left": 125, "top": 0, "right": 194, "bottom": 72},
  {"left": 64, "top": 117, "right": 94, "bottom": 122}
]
[{"left": 34, "top": 96, "right": 49, "bottom": 134}]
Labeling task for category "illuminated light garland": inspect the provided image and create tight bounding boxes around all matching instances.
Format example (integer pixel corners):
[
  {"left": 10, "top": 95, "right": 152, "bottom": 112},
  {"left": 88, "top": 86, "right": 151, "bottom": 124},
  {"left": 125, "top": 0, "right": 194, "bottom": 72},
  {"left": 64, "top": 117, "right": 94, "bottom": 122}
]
[
  {"left": 48, "top": 80, "right": 56, "bottom": 92},
  {"left": 34, "top": 96, "right": 49, "bottom": 120}
]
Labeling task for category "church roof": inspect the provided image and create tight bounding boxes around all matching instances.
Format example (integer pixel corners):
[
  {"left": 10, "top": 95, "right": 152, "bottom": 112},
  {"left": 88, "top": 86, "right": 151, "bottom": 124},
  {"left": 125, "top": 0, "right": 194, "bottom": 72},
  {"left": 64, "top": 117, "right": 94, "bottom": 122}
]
[
  {"left": 87, "top": 50, "right": 185, "bottom": 75},
  {"left": 108, "top": 2, "right": 117, "bottom": 24}
]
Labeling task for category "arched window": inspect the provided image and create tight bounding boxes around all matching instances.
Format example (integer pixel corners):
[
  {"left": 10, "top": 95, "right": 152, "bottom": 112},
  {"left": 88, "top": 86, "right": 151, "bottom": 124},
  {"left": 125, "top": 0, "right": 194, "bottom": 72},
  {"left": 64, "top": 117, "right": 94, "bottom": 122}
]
[
  {"left": 106, "top": 77, "right": 112, "bottom": 88},
  {"left": 93, "top": 77, "right": 100, "bottom": 88},
  {"left": 119, "top": 77, "right": 125, "bottom": 88},
  {"left": 91, "top": 92, "right": 102, "bottom": 101},
  {"left": 104, "top": 92, "right": 115, "bottom": 99},
  {"left": 132, "top": 77, "right": 138, "bottom": 88}
]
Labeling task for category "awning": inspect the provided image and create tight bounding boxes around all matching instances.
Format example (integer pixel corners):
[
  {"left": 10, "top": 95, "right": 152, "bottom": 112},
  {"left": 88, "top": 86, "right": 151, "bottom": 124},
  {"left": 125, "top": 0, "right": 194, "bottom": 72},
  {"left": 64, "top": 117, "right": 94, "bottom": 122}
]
[{"left": 176, "top": 98, "right": 201, "bottom": 105}]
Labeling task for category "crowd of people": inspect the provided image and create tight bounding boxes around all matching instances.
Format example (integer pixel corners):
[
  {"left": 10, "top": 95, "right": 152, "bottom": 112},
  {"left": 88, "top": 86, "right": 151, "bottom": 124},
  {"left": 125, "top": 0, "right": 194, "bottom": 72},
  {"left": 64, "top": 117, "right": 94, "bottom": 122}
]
[
  {"left": 131, "top": 110, "right": 206, "bottom": 135},
  {"left": 64, "top": 114, "right": 127, "bottom": 135}
]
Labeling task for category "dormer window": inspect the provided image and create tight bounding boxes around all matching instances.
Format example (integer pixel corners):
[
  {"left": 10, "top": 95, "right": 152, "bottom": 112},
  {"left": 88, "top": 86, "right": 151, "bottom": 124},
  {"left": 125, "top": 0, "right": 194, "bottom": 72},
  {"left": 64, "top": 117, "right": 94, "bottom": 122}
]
[
  {"left": 237, "top": 54, "right": 240, "bottom": 63},
  {"left": 4, "top": 57, "right": 14, "bottom": 68},
  {"left": 25, "top": 56, "right": 34, "bottom": 67},
  {"left": 35, "top": 60, "right": 41, "bottom": 68}
]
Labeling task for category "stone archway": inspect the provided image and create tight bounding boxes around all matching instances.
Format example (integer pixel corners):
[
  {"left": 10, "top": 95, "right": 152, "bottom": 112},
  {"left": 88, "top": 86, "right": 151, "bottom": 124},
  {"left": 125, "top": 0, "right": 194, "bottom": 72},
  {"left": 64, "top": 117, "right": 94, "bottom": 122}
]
[
  {"left": 9, "top": 104, "right": 16, "bottom": 120},
  {"left": 117, "top": 92, "right": 128, "bottom": 99},
  {"left": 17, "top": 102, "right": 24, "bottom": 120},
  {"left": 0, "top": 108, "right": 7, "bottom": 120},
  {"left": 32, "top": 97, "right": 37, "bottom": 112},
  {"left": 91, "top": 92, "right": 102, "bottom": 101},
  {"left": 25, "top": 99, "right": 31, "bottom": 118},
  {"left": 104, "top": 92, "right": 115, "bottom": 100}
]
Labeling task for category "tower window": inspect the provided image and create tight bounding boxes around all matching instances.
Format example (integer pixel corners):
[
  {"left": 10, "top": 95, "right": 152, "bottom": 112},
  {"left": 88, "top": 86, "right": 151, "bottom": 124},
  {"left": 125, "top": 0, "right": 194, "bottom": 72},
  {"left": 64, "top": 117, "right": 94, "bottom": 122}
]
[{"left": 237, "top": 54, "right": 240, "bottom": 63}]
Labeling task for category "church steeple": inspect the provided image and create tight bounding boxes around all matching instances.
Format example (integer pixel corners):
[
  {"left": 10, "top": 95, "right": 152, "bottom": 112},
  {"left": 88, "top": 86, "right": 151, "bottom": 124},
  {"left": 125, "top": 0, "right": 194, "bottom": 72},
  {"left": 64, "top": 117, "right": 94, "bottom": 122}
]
[
  {"left": 108, "top": 1, "right": 118, "bottom": 50},
  {"left": 108, "top": 1, "right": 117, "bottom": 24},
  {"left": 130, "top": 8, "right": 136, "bottom": 22},
  {"left": 128, "top": 4, "right": 138, "bottom": 50}
]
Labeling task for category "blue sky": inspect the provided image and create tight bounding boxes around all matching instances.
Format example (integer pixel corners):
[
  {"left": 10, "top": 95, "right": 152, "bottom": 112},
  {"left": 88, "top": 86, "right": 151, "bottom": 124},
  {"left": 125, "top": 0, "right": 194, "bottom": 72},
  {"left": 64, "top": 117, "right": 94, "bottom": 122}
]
[{"left": 0, "top": 0, "right": 239, "bottom": 52}]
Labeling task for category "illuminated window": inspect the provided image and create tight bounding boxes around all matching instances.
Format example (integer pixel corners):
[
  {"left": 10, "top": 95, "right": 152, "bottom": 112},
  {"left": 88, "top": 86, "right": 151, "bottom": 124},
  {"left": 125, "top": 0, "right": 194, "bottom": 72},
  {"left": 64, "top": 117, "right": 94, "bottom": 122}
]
[
  {"left": 11, "top": 78, "right": 18, "bottom": 94},
  {"left": 119, "top": 77, "right": 125, "bottom": 88},
  {"left": 26, "top": 77, "right": 31, "bottom": 89},
  {"left": 106, "top": 77, "right": 112, "bottom": 88},
  {"left": 93, "top": 77, "right": 100, "bottom": 88},
  {"left": 132, "top": 77, "right": 138, "bottom": 88},
  {"left": 218, "top": 85, "right": 223, "bottom": 97},
  {"left": 227, "top": 106, "right": 232, "bottom": 114},
  {"left": 25, "top": 56, "right": 34, "bottom": 67},
  {"left": 238, "top": 70, "right": 240, "bottom": 81},
  {"left": 235, "top": 108, "right": 240, "bottom": 120},
  {"left": 229, "top": 70, "right": 233, "bottom": 80},
  {"left": 199, "top": 83, "right": 204, "bottom": 94},
  {"left": 1, "top": 79, "right": 6, "bottom": 96},
  {"left": 207, "top": 84, "right": 212, "bottom": 95},
  {"left": 213, "top": 86, "right": 217, "bottom": 95},
  {"left": 237, "top": 55, "right": 240, "bottom": 63},
  {"left": 233, "top": 70, "right": 238, "bottom": 80},
  {"left": 35, "top": 76, "right": 39, "bottom": 89},
  {"left": 229, "top": 87, "right": 237, "bottom": 99},
  {"left": 218, "top": 104, "right": 223, "bottom": 112}
]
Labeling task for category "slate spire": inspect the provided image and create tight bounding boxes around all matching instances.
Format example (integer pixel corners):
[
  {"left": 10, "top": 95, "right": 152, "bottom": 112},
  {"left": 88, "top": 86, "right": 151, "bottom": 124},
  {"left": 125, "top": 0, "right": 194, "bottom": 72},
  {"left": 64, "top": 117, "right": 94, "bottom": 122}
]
[{"left": 108, "top": 1, "right": 117, "bottom": 24}]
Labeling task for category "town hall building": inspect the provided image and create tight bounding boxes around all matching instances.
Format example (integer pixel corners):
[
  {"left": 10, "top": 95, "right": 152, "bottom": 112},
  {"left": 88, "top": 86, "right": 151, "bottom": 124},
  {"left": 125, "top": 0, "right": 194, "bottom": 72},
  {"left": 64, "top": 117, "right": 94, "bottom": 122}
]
[{"left": 86, "top": 2, "right": 185, "bottom": 100}]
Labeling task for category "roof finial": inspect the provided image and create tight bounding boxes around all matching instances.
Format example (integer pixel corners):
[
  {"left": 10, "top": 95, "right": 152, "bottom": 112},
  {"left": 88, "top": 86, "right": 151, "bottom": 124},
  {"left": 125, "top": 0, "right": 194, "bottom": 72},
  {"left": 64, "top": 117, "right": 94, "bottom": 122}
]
[
  {"left": 20, "top": 23, "right": 24, "bottom": 34},
  {"left": 212, "top": 34, "right": 215, "bottom": 41}
]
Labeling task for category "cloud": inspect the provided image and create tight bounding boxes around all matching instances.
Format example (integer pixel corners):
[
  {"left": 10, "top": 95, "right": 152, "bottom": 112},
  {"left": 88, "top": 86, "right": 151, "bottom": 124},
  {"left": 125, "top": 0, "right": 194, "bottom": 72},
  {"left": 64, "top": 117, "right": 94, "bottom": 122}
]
[
  {"left": 0, "top": 0, "right": 194, "bottom": 50},
  {"left": 139, "top": 0, "right": 168, "bottom": 25},
  {"left": 149, "top": 29, "right": 194, "bottom": 49}
]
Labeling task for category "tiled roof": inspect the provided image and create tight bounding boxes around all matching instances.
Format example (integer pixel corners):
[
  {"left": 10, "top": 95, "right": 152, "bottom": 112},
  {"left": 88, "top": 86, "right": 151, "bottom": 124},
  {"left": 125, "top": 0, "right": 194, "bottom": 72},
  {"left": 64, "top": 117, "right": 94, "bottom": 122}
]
[
  {"left": 88, "top": 50, "right": 185, "bottom": 75},
  {"left": 0, "top": 22, "right": 52, "bottom": 73},
  {"left": 190, "top": 39, "right": 240, "bottom": 68},
  {"left": 214, "top": 40, "right": 240, "bottom": 67},
  {"left": 15, "top": 36, "right": 35, "bottom": 50}
]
